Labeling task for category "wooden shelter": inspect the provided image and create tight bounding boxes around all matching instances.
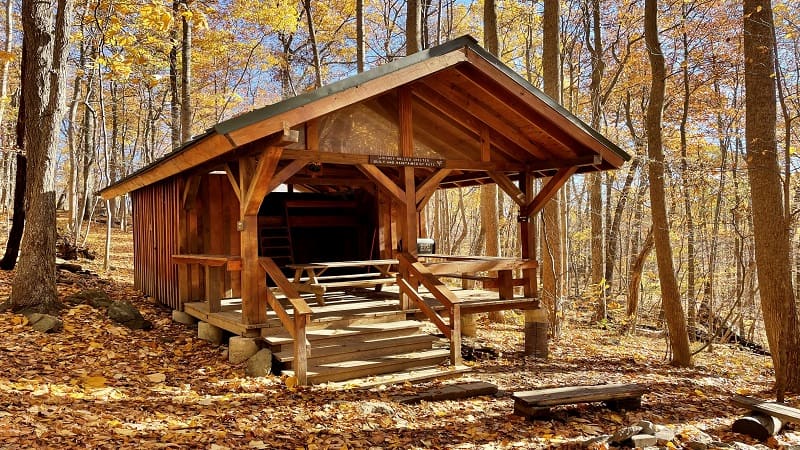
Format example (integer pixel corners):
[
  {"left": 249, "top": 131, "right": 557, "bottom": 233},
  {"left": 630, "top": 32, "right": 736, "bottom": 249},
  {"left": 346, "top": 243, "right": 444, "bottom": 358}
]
[{"left": 100, "top": 36, "right": 629, "bottom": 385}]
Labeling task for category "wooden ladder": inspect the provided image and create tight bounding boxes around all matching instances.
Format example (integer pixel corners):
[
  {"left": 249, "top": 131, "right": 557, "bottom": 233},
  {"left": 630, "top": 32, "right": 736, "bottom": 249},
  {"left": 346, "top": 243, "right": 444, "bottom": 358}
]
[{"left": 258, "top": 206, "right": 294, "bottom": 267}]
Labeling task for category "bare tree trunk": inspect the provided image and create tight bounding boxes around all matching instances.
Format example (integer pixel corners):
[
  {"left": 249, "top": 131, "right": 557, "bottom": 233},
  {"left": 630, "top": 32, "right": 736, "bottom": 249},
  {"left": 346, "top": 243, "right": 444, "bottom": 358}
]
[
  {"left": 304, "top": 0, "right": 322, "bottom": 88},
  {"left": 627, "top": 226, "right": 653, "bottom": 322},
  {"left": 585, "top": 0, "right": 605, "bottom": 318},
  {"left": 10, "top": 0, "right": 72, "bottom": 313},
  {"left": 180, "top": 4, "right": 192, "bottom": 143},
  {"left": 644, "top": 0, "right": 692, "bottom": 367},
  {"left": 743, "top": 0, "right": 800, "bottom": 398},
  {"left": 406, "top": 0, "right": 421, "bottom": 55},
  {"left": 169, "top": 0, "right": 180, "bottom": 149},
  {"left": 679, "top": 4, "right": 696, "bottom": 335},
  {"left": 540, "top": 0, "right": 563, "bottom": 337},
  {"left": 356, "top": 0, "right": 365, "bottom": 73}
]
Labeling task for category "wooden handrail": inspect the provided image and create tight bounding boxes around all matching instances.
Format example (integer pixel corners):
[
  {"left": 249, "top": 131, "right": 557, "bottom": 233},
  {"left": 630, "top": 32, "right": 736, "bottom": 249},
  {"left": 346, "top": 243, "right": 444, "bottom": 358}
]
[
  {"left": 398, "top": 252, "right": 462, "bottom": 365},
  {"left": 258, "top": 257, "right": 311, "bottom": 385}
]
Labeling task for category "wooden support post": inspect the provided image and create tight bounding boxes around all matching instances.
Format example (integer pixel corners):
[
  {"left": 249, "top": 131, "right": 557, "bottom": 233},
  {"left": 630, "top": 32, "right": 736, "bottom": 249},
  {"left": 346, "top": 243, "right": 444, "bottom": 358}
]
[
  {"left": 398, "top": 87, "right": 418, "bottom": 310},
  {"left": 520, "top": 172, "right": 545, "bottom": 357},
  {"left": 450, "top": 304, "right": 463, "bottom": 366},
  {"left": 498, "top": 269, "right": 513, "bottom": 300},
  {"left": 240, "top": 215, "right": 267, "bottom": 324},
  {"left": 293, "top": 313, "right": 308, "bottom": 385},
  {"left": 205, "top": 265, "right": 224, "bottom": 313}
]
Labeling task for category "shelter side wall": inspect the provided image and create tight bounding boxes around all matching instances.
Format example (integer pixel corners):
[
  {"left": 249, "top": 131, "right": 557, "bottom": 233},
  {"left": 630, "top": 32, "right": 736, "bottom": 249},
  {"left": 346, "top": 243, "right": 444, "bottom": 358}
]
[
  {"left": 193, "top": 173, "right": 241, "bottom": 299},
  {"left": 132, "top": 177, "right": 181, "bottom": 309}
]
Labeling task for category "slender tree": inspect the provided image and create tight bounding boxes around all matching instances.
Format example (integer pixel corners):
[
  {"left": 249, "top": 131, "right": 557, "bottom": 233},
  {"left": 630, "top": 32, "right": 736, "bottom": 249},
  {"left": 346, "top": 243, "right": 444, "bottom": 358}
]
[
  {"left": 541, "top": 0, "right": 564, "bottom": 337},
  {"left": 743, "top": 0, "right": 800, "bottom": 398},
  {"left": 644, "top": 0, "right": 692, "bottom": 366}
]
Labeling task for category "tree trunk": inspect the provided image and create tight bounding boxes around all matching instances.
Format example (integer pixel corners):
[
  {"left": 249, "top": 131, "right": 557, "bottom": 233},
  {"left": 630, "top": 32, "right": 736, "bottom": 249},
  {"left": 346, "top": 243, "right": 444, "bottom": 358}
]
[
  {"left": 743, "top": 0, "right": 800, "bottom": 398},
  {"left": 585, "top": 0, "right": 605, "bottom": 318},
  {"left": 627, "top": 226, "right": 653, "bottom": 323},
  {"left": 356, "top": 0, "right": 364, "bottom": 73},
  {"left": 644, "top": 0, "right": 692, "bottom": 367},
  {"left": 304, "top": 0, "right": 322, "bottom": 88},
  {"left": 0, "top": 154, "right": 25, "bottom": 270},
  {"left": 541, "top": 0, "right": 563, "bottom": 337},
  {"left": 679, "top": 6, "right": 696, "bottom": 335},
  {"left": 406, "top": 0, "right": 421, "bottom": 55},
  {"left": 180, "top": 4, "right": 192, "bottom": 143},
  {"left": 169, "top": 0, "right": 180, "bottom": 149},
  {"left": 10, "top": 0, "right": 72, "bottom": 313}
]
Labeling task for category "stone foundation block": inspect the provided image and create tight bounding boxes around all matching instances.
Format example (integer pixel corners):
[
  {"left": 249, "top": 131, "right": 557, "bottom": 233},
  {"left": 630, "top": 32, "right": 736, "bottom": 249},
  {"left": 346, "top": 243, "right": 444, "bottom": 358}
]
[
  {"left": 229, "top": 336, "right": 260, "bottom": 363},
  {"left": 172, "top": 310, "right": 197, "bottom": 325},
  {"left": 198, "top": 322, "right": 224, "bottom": 345}
]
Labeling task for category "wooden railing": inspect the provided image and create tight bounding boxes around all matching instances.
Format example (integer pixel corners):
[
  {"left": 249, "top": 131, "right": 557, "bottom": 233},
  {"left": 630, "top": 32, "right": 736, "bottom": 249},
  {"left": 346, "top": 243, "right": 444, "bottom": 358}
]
[
  {"left": 397, "top": 252, "right": 462, "bottom": 366},
  {"left": 258, "top": 257, "right": 312, "bottom": 385}
]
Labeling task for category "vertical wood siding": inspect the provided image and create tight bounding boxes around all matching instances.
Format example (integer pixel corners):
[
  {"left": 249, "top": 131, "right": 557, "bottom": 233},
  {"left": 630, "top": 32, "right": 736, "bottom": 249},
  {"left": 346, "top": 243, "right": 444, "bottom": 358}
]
[
  {"left": 133, "top": 174, "right": 240, "bottom": 310},
  {"left": 132, "top": 177, "right": 181, "bottom": 309}
]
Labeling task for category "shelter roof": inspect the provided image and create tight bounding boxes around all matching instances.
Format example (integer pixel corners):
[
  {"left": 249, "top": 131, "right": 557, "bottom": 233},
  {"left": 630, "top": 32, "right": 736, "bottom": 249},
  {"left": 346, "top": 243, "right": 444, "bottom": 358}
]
[{"left": 100, "top": 35, "right": 630, "bottom": 199}]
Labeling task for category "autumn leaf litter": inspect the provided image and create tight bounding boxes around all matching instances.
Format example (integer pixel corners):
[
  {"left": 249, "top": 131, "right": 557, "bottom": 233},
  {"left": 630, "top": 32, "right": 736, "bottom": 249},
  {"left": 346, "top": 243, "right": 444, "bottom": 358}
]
[{"left": 0, "top": 231, "right": 799, "bottom": 449}]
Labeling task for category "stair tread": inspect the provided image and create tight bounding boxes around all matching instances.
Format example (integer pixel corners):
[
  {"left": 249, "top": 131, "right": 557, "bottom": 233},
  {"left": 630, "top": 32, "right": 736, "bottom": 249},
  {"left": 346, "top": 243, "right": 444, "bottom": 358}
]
[
  {"left": 274, "top": 333, "right": 440, "bottom": 362},
  {"left": 310, "top": 348, "right": 449, "bottom": 371},
  {"left": 263, "top": 320, "right": 424, "bottom": 345},
  {"left": 284, "top": 348, "right": 451, "bottom": 383}
]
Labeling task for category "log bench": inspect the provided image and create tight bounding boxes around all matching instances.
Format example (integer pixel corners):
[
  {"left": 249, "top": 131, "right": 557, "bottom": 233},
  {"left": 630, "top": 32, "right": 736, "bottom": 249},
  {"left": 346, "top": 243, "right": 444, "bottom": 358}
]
[{"left": 513, "top": 383, "right": 647, "bottom": 419}]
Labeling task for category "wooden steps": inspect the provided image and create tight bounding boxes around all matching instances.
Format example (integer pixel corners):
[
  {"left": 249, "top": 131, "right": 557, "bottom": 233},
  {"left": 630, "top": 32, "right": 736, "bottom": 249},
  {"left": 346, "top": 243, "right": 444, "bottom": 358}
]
[
  {"left": 269, "top": 317, "right": 452, "bottom": 384},
  {"left": 274, "top": 333, "right": 441, "bottom": 365},
  {"left": 284, "top": 348, "right": 451, "bottom": 384},
  {"left": 264, "top": 319, "right": 425, "bottom": 349}
]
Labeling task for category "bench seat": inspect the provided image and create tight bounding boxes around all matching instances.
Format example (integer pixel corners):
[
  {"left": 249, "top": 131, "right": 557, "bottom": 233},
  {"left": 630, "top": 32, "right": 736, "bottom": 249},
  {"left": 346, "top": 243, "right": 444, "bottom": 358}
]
[{"left": 513, "top": 383, "right": 647, "bottom": 419}]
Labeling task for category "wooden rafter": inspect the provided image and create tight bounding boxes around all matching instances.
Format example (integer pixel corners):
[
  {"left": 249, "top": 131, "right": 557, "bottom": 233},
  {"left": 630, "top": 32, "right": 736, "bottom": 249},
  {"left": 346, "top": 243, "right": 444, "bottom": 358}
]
[
  {"left": 266, "top": 159, "right": 310, "bottom": 193},
  {"left": 412, "top": 82, "right": 533, "bottom": 162},
  {"left": 224, "top": 163, "right": 241, "bottom": 201},
  {"left": 357, "top": 164, "right": 406, "bottom": 204},
  {"left": 422, "top": 77, "right": 551, "bottom": 160},
  {"left": 416, "top": 169, "right": 452, "bottom": 209},
  {"left": 368, "top": 94, "right": 479, "bottom": 162},
  {"left": 521, "top": 166, "right": 578, "bottom": 217},
  {"left": 488, "top": 171, "right": 527, "bottom": 208},
  {"left": 242, "top": 147, "right": 283, "bottom": 216}
]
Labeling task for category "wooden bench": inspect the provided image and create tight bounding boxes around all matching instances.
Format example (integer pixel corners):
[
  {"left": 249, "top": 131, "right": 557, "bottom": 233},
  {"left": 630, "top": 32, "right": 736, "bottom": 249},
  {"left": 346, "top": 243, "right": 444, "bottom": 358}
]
[
  {"left": 731, "top": 394, "right": 800, "bottom": 440},
  {"left": 287, "top": 259, "right": 398, "bottom": 305},
  {"left": 172, "top": 254, "right": 242, "bottom": 312},
  {"left": 513, "top": 383, "right": 647, "bottom": 419}
]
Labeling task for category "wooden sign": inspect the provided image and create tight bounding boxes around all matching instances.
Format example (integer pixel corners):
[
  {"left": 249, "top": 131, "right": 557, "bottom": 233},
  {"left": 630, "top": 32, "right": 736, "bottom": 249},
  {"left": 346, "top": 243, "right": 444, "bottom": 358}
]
[{"left": 369, "top": 155, "right": 445, "bottom": 168}]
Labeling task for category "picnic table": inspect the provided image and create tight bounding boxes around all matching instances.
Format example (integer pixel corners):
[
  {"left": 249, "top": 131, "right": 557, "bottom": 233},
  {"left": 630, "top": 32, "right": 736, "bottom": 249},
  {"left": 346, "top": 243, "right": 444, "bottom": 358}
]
[{"left": 287, "top": 259, "right": 399, "bottom": 304}]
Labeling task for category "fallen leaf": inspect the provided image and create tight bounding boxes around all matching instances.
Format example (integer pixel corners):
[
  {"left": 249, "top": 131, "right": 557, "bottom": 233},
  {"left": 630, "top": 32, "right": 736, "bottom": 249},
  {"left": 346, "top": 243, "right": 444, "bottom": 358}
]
[{"left": 146, "top": 373, "right": 166, "bottom": 383}]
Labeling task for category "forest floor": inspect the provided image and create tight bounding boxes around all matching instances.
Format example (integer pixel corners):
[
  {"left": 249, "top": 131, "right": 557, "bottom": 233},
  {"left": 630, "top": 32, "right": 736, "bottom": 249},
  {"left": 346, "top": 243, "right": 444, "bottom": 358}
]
[{"left": 0, "top": 221, "right": 799, "bottom": 449}]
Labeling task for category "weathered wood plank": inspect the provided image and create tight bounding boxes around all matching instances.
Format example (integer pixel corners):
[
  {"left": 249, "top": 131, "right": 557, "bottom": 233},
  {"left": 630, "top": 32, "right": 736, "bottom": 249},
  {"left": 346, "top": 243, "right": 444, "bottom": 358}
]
[
  {"left": 732, "top": 395, "right": 800, "bottom": 425},
  {"left": 514, "top": 384, "right": 647, "bottom": 408}
]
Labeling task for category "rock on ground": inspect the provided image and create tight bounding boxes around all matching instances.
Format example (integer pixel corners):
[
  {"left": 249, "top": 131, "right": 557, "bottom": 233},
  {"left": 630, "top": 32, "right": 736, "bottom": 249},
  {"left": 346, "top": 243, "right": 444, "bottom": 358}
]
[
  {"left": 107, "top": 300, "right": 152, "bottom": 330},
  {"left": 245, "top": 349, "right": 272, "bottom": 377},
  {"left": 27, "top": 313, "right": 63, "bottom": 333},
  {"left": 64, "top": 289, "right": 112, "bottom": 308}
]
